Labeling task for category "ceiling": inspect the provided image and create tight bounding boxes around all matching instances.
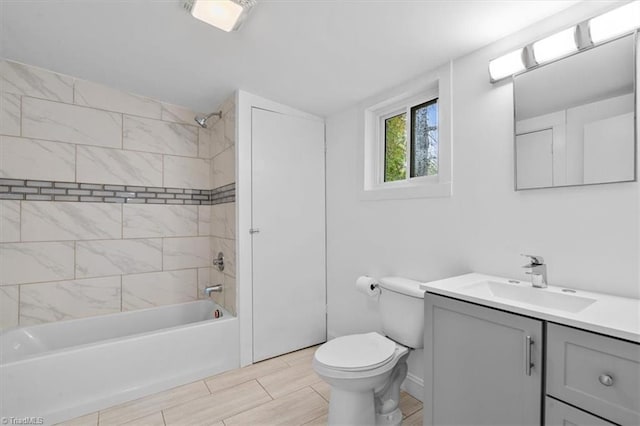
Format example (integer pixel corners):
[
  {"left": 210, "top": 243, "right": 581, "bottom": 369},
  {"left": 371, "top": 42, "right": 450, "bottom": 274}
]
[{"left": 0, "top": 0, "right": 580, "bottom": 117}]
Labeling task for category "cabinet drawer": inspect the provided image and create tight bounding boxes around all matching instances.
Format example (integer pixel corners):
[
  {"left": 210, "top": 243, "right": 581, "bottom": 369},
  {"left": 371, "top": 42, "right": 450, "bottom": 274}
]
[
  {"left": 547, "top": 323, "right": 640, "bottom": 425},
  {"left": 545, "top": 397, "right": 615, "bottom": 426}
]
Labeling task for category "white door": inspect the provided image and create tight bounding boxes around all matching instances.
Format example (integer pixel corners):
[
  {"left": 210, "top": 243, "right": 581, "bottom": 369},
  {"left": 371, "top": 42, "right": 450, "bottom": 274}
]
[{"left": 251, "top": 107, "right": 326, "bottom": 362}]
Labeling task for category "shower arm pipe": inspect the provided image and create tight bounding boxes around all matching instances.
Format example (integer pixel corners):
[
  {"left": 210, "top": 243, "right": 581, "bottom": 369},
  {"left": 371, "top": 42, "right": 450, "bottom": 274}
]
[{"left": 204, "top": 111, "right": 222, "bottom": 120}]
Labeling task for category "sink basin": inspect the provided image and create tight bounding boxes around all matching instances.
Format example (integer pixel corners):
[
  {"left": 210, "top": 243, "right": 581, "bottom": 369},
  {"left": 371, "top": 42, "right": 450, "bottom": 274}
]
[{"left": 461, "top": 280, "right": 597, "bottom": 313}]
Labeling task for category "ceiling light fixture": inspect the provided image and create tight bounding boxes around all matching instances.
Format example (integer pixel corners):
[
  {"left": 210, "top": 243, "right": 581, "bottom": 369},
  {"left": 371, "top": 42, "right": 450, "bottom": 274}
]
[
  {"left": 488, "top": 49, "right": 526, "bottom": 82},
  {"left": 589, "top": 1, "right": 640, "bottom": 44},
  {"left": 489, "top": 0, "right": 639, "bottom": 83},
  {"left": 532, "top": 27, "right": 578, "bottom": 64},
  {"left": 184, "top": 0, "right": 256, "bottom": 32}
]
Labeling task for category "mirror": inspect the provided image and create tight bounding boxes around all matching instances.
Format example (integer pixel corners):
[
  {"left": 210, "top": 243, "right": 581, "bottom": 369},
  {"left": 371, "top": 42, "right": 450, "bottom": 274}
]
[{"left": 514, "top": 34, "right": 636, "bottom": 190}]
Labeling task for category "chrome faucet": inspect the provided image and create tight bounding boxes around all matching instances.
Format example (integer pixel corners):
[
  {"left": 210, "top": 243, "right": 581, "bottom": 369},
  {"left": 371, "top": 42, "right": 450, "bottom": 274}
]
[
  {"left": 204, "top": 285, "right": 223, "bottom": 297},
  {"left": 521, "top": 254, "right": 547, "bottom": 288}
]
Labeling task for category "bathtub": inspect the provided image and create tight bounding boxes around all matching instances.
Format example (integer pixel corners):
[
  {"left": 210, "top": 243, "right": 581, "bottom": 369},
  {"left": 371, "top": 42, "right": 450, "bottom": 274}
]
[{"left": 0, "top": 300, "right": 239, "bottom": 425}]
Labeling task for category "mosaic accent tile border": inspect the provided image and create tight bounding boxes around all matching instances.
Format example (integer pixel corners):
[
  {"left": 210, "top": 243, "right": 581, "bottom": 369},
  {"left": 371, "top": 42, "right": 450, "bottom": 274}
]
[{"left": 0, "top": 179, "right": 235, "bottom": 205}]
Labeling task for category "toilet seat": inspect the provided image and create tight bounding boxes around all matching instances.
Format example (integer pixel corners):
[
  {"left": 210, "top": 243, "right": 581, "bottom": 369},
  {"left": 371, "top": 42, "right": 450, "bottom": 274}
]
[{"left": 314, "top": 332, "right": 397, "bottom": 372}]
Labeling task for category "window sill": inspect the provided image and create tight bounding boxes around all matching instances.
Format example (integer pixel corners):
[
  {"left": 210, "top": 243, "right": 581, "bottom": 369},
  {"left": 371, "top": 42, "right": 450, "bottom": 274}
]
[{"left": 359, "top": 181, "right": 451, "bottom": 201}]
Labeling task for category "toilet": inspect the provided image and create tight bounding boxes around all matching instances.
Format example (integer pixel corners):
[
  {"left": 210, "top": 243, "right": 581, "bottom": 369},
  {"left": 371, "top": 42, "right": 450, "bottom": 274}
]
[{"left": 313, "top": 277, "right": 425, "bottom": 425}]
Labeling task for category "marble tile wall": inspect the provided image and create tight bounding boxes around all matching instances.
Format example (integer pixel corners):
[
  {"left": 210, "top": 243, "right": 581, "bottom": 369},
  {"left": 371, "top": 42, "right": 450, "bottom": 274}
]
[
  {"left": 0, "top": 59, "right": 237, "bottom": 329},
  {"left": 206, "top": 96, "right": 237, "bottom": 316}
]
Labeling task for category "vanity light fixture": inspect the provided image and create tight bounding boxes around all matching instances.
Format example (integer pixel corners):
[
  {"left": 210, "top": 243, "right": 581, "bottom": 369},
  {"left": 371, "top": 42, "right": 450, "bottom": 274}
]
[
  {"left": 532, "top": 27, "right": 578, "bottom": 64},
  {"left": 488, "top": 48, "right": 526, "bottom": 82},
  {"left": 489, "top": 0, "right": 639, "bottom": 83},
  {"left": 589, "top": 1, "right": 640, "bottom": 44},
  {"left": 184, "top": 0, "right": 256, "bottom": 32}
]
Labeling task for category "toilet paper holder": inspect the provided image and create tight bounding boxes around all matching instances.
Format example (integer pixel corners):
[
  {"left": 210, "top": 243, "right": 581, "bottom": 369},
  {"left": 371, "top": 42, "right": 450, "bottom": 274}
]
[{"left": 356, "top": 275, "right": 382, "bottom": 297}]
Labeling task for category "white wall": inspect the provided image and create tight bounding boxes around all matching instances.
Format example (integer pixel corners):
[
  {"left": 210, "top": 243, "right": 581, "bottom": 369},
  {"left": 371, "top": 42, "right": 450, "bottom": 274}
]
[{"left": 325, "top": 1, "right": 640, "bottom": 396}]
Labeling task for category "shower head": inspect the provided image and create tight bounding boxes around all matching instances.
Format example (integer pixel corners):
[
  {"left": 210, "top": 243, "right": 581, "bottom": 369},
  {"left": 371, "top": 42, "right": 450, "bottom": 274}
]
[{"left": 194, "top": 111, "right": 222, "bottom": 128}]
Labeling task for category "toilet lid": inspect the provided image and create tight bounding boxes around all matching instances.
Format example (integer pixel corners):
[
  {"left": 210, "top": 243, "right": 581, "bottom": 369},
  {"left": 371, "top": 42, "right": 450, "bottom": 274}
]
[{"left": 314, "top": 332, "right": 396, "bottom": 371}]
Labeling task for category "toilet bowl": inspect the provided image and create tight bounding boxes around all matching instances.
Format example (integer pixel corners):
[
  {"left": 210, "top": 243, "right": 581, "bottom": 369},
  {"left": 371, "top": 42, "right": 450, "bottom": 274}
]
[
  {"left": 313, "top": 332, "right": 410, "bottom": 426},
  {"left": 313, "top": 276, "right": 425, "bottom": 425}
]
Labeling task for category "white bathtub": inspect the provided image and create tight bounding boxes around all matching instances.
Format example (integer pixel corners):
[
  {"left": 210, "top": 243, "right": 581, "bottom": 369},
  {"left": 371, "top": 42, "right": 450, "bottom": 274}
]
[{"left": 0, "top": 300, "right": 239, "bottom": 425}]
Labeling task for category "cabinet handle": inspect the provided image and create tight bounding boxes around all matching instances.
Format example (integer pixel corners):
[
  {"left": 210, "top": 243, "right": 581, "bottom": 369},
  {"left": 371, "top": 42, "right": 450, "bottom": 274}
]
[
  {"left": 598, "top": 374, "right": 614, "bottom": 387},
  {"left": 525, "top": 335, "right": 534, "bottom": 376}
]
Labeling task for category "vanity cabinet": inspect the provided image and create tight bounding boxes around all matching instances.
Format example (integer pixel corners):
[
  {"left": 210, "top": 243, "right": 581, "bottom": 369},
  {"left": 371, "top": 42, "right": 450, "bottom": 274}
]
[
  {"left": 424, "top": 294, "right": 543, "bottom": 426},
  {"left": 424, "top": 292, "right": 640, "bottom": 426}
]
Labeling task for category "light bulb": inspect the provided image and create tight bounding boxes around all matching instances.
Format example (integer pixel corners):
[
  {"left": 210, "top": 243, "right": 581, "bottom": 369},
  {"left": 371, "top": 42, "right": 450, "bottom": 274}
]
[
  {"left": 489, "top": 49, "right": 525, "bottom": 82},
  {"left": 589, "top": 1, "right": 640, "bottom": 44},
  {"left": 532, "top": 27, "right": 578, "bottom": 64}
]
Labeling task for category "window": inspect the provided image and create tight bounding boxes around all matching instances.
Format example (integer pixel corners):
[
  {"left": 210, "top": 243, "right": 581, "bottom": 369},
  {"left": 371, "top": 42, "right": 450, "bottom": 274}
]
[
  {"left": 384, "top": 113, "right": 407, "bottom": 182},
  {"left": 382, "top": 99, "right": 439, "bottom": 183},
  {"left": 360, "top": 62, "right": 451, "bottom": 200},
  {"left": 410, "top": 99, "right": 438, "bottom": 178}
]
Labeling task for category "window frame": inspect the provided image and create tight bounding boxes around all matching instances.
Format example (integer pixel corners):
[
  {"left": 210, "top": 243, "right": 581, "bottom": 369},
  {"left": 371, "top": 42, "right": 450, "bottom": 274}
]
[
  {"left": 359, "top": 62, "right": 452, "bottom": 201},
  {"left": 375, "top": 90, "right": 440, "bottom": 188},
  {"left": 380, "top": 109, "right": 408, "bottom": 184},
  {"left": 409, "top": 98, "right": 439, "bottom": 179},
  {"left": 378, "top": 96, "right": 440, "bottom": 184}
]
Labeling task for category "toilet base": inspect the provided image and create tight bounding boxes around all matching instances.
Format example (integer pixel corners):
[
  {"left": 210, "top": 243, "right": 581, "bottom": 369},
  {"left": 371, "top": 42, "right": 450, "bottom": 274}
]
[
  {"left": 325, "top": 350, "right": 410, "bottom": 426},
  {"left": 374, "top": 350, "right": 409, "bottom": 425},
  {"left": 326, "top": 390, "right": 403, "bottom": 426},
  {"left": 376, "top": 407, "right": 403, "bottom": 426},
  {"left": 328, "top": 387, "right": 376, "bottom": 426}
]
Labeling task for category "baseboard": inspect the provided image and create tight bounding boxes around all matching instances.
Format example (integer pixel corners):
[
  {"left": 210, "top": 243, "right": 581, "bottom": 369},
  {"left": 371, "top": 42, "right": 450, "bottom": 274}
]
[{"left": 401, "top": 372, "right": 424, "bottom": 402}]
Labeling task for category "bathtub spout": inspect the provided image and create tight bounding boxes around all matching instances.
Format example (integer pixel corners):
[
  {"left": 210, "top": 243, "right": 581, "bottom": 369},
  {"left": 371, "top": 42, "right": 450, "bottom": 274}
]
[{"left": 204, "top": 285, "right": 223, "bottom": 297}]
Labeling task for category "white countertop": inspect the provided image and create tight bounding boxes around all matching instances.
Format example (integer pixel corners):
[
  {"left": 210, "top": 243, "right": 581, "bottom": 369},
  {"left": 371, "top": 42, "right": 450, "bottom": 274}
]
[{"left": 419, "top": 273, "right": 640, "bottom": 343}]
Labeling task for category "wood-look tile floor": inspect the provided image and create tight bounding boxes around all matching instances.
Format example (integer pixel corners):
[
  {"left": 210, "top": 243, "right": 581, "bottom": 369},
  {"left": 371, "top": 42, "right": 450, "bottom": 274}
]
[{"left": 59, "top": 346, "right": 423, "bottom": 426}]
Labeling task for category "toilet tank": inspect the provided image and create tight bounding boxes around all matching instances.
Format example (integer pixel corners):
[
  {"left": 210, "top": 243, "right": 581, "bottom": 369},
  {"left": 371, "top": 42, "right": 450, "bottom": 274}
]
[{"left": 378, "top": 277, "right": 425, "bottom": 348}]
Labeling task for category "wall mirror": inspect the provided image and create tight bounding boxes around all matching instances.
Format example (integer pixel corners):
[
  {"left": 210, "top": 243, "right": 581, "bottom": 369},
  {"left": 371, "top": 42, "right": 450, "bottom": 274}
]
[{"left": 514, "top": 33, "right": 636, "bottom": 190}]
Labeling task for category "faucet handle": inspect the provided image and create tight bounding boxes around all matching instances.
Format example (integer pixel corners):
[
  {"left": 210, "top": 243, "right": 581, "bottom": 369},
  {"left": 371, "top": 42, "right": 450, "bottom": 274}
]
[{"left": 521, "top": 254, "right": 544, "bottom": 266}]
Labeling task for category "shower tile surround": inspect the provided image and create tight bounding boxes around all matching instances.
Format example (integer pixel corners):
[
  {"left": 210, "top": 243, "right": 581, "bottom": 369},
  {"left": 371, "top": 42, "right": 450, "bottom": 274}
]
[{"left": 0, "top": 59, "right": 237, "bottom": 328}]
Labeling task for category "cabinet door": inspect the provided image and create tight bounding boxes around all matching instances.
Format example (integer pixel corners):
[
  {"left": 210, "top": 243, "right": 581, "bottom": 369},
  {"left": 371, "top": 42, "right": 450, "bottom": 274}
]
[
  {"left": 546, "top": 397, "right": 616, "bottom": 426},
  {"left": 424, "top": 294, "right": 543, "bottom": 426}
]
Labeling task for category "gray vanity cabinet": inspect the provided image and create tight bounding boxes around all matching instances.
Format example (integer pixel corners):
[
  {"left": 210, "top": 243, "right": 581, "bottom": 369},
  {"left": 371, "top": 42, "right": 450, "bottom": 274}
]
[{"left": 424, "top": 294, "right": 543, "bottom": 426}]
